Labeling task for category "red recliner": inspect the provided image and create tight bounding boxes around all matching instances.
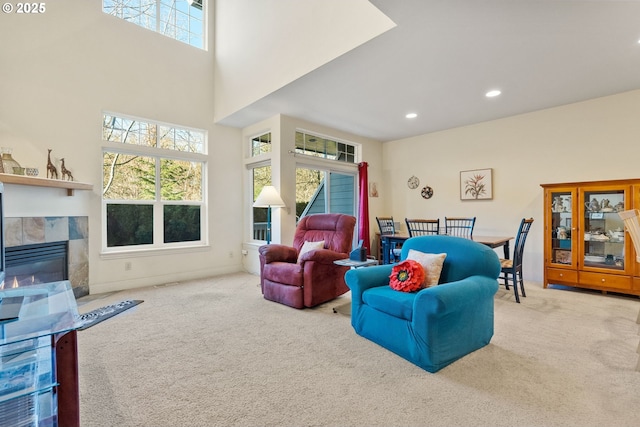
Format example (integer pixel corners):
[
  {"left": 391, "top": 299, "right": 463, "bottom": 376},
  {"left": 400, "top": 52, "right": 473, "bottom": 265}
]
[{"left": 258, "top": 213, "right": 356, "bottom": 309}]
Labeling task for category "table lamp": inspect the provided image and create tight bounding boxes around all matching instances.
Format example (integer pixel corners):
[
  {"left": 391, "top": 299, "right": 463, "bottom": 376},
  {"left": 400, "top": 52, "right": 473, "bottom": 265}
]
[
  {"left": 619, "top": 209, "right": 640, "bottom": 262},
  {"left": 253, "top": 185, "right": 286, "bottom": 244}
]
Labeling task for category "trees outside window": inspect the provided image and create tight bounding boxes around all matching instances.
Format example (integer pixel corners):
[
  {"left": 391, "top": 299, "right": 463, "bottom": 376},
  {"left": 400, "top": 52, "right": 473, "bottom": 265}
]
[
  {"left": 296, "top": 168, "right": 355, "bottom": 219},
  {"left": 102, "top": 113, "right": 206, "bottom": 250},
  {"left": 103, "top": 0, "right": 205, "bottom": 49}
]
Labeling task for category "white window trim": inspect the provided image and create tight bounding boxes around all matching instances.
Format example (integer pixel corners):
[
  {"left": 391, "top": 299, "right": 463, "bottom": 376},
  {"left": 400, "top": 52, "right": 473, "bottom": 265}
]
[{"left": 101, "top": 113, "right": 208, "bottom": 255}]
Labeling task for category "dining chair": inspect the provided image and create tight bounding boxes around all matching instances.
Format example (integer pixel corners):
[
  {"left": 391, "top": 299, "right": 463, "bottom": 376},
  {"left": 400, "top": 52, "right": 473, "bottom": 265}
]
[
  {"left": 376, "top": 216, "right": 402, "bottom": 263},
  {"left": 405, "top": 218, "right": 440, "bottom": 237},
  {"left": 444, "top": 217, "right": 476, "bottom": 238},
  {"left": 499, "top": 218, "right": 534, "bottom": 303}
]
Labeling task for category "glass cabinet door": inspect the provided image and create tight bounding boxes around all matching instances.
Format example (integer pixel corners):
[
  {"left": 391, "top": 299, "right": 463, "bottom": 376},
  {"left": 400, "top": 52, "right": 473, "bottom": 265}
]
[
  {"left": 581, "top": 187, "right": 629, "bottom": 271},
  {"left": 549, "top": 189, "right": 575, "bottom": 267}
]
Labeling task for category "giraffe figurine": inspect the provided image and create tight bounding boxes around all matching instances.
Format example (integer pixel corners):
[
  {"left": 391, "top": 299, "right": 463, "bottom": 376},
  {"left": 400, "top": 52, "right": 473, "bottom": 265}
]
[
  {"left": 60, "top": 158, "right": 74, "bottom": 181},
  {"left": 47, "top": 148, "right": 58, "bottom": 179}
]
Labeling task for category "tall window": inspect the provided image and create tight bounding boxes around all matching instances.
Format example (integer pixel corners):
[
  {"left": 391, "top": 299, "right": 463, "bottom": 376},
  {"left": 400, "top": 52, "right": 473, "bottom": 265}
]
[
  {"left": 102, "top": 113, "right": 207, "bottom": 251},
  {"left": 251, "top": 165, "right": 271, "bottom": 241},
  {"left": 103, "top": 0, "right": 205, "bottom": 49}
]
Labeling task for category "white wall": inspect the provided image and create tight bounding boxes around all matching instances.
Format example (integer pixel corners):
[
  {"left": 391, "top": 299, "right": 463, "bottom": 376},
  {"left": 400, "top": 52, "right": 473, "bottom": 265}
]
[
  {"left": 213, "top": 0, "right": 395, "bottom": 122},
  {"left": 382, "top": 90, "right": 640, "bottom": 284},
  {"left": 0, "top": 1, "right": 244, "bottom": 293}
]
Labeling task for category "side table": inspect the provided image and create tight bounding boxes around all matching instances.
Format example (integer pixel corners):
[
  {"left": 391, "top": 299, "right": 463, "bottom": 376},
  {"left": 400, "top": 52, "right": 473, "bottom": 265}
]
[
  {"left": 334, "top": 258, "right": 379, "bottom": 268},
  {"left": 333, "top": 258, "right": 379, "bottom": 313}
]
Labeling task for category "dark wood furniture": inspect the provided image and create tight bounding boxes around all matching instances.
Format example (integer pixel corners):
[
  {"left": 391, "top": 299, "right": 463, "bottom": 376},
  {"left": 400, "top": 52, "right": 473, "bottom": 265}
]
[
  {"left": 498, "top": 218, "right": 535, "bottom": 303},
  {"left": 405, "top": 218, "right": 440, "bottom": 236},
  {"left": 444, "top": 217, "right": 476, "bottom": 238},
  {"left": 378, "top": 233, "right": 513, "bottom": 264}
]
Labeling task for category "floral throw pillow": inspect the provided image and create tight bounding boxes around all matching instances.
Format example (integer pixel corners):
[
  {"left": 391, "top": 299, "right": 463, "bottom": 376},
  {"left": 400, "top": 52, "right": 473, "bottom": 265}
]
[
  {"left": 406, "top": 249, "right": 447, "bottom": 287},
  {"left": 389, "top": 259, "right": 426, "bottom": 293}
]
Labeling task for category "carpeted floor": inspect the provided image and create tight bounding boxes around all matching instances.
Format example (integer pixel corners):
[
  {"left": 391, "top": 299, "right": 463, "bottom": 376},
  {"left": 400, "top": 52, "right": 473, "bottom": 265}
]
[{"left": 76, "top": 273, "right": 640, "bottom": 427}]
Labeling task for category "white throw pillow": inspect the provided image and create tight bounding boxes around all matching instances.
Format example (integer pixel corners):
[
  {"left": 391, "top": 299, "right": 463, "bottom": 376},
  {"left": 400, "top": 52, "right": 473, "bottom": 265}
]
[
  {"left": 406, "top": 249, "right": 447, "bottom": 287},
  {"left": 297, "top": 240, "right": 325, "bottom": 263}
]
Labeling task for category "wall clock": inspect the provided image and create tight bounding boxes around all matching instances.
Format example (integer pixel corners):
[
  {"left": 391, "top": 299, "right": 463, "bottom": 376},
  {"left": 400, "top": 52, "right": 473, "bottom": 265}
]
[
  {"left": 421, "top": 186, "right": 434, "bottom": 199},
  {"left": 407, "top": 175, "right": 420, "bottom": 189}
]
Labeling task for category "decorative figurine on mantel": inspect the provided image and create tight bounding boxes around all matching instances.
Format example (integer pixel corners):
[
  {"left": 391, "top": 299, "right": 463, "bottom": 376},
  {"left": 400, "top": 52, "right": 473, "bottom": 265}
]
[
  {"left": 60, "top": 158, "right": 74, "bottom": 181},
  {"left": 47, "top": 148, "right": 58, "bottom": 179}
]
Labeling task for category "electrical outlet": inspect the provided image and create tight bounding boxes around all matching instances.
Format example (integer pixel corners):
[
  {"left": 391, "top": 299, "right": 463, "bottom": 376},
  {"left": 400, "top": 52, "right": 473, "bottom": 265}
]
[{"left": 241, "top": 249, "right": 248, "bottom": 256}]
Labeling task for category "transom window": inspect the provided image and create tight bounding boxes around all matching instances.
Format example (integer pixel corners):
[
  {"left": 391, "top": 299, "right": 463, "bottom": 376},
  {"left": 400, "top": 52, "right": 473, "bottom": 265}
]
[
  {"left": 251, "top": 132, "right": 272, "bottom": 157},
  {"left": 295, "top": 131, "right": 357, "bottom": 164},
  {"left": 103, "top": 0, "right": 205, "bottom": 49},
  {"left": 102, "top": 113, "right": 207, "bottom": 251}
]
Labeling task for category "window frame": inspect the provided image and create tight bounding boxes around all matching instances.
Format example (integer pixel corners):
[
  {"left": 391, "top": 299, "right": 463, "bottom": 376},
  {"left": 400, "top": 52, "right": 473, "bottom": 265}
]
[
  {"left": 101, "top": 113, "right": 208, "bottom": 255},
  {"left": 294, "top": 130, "right": 358, "bottom": 164},
  {"left": 247, "top": 160, "right": 272, "bottom": 243},
  {"left": 102, "top": 0, "right": 207, "bottom": 50}
]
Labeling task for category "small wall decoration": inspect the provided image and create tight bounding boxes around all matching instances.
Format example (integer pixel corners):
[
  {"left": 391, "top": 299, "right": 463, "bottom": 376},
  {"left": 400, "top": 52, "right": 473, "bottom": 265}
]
[
  {"left": 460, "top": 168, "right": 493, "bottom": 200},
  {"left": 369, "top": 182, "right": 378, "bottom": 197},
  {"left": 421, "top": 185, "right": 434, "bottom": 199},
  {"left": 407, "top": 175, "right": 419, "bottom": 189}
]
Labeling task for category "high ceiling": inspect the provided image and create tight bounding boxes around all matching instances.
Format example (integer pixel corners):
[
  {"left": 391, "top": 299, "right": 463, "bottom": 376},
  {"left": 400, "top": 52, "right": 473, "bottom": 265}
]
[{"left": 218, "top": 0, "right": 640, "bottom": 142}]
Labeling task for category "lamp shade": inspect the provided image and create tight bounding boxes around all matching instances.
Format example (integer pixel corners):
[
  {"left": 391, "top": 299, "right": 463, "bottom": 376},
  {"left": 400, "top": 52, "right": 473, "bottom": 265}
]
[
  {"left": 253, "top": 186, "right": 286, "bottom": 208},
  {"left": 619, "top": 209, "right": 640, "bottom": 262}
]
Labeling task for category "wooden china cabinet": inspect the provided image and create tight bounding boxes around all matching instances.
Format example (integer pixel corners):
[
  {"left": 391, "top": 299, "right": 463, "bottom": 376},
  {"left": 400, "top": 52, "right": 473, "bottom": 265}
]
[{"left": 541, "top": 179, "right": 640, "bottom": 297}]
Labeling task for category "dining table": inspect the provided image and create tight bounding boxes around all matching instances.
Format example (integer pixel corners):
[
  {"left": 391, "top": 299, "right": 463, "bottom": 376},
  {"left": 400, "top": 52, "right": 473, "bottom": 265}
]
[{"left": 379, "top": 233, "right": 514, "bottom": 264}]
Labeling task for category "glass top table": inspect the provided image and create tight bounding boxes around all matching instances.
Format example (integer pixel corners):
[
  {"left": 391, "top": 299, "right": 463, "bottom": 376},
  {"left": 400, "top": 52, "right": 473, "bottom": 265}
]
[{"left": 0, "top": 280, "right": 79, "bottom": 346}]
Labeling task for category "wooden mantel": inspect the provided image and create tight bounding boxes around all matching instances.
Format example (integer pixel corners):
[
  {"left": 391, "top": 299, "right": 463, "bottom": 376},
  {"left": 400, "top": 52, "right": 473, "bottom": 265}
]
[{"left": 0, "top": 173, "right": 93, "bottom": 196}]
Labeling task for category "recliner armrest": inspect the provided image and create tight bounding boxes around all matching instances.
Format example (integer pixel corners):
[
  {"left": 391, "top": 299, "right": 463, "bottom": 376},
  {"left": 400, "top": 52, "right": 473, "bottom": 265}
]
[
  {"left": 259, "top": 244, "right": 298, "bottom": 264},
  {"left": 299, "top": 249, "right": 348, "bottom": 264}
]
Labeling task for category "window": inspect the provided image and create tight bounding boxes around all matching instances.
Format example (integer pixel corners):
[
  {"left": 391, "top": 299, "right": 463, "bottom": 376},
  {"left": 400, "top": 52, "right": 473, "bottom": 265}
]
[
  {"left": 251, "top": 132, "right": 272, "bottom": 157},
  {"left": 294, "top": 131, "right": 358, "bottom": 223},
  {"left": 103, "top": 0, "right": 205, "bottom": 49},
  {"left": 102, "top": 113, "right": 207, "bottom": 251},
  {"left": 296, "top": 167, "right": 355, "bottom": 219},
  {"left": 251, "top": 165, "right": 271, "bottom": 241},
  {"left": 295, "top": 131, "right": 357, "bottom": 163}
]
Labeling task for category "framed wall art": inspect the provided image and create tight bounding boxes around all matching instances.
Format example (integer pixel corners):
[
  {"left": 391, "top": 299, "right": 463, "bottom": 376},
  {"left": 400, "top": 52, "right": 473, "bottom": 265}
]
[{"left": 460, "top": 168, "right": 493, "bottom": 200}]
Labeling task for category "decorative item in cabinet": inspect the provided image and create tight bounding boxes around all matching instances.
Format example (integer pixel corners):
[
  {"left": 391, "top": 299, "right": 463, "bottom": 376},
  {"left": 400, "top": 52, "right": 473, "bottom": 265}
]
[
  {"left": 547, "top": 188, "right": 576, "bottom": 269},
  {"left": 541, "top": 179, "right": 640, "bottom": 297},
  {"left": 555, "top": 250, "right": 571, "bottom": 264},
  {"left": 582, "top": 188, "right": 626, "bottom": 271}
]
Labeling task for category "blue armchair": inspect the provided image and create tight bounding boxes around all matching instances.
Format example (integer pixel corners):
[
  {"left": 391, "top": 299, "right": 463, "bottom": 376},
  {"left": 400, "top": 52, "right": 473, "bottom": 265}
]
[{"left": 345, "top": 235, "right": 500, "bottom": 373}]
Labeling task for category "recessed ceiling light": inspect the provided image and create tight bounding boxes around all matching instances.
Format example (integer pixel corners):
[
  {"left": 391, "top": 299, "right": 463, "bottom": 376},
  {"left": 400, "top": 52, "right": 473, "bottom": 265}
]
[
  {"left": 485, "top": 90, "right": 501, "bottom": 98},
  {"left": 405, "top": 113, "right": 418, "bottom": 119}
]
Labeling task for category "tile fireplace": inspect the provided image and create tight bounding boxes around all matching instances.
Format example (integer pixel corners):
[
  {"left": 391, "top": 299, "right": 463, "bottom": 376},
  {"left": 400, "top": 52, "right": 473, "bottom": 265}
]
[{"left": 4, "top": 216, "right": 88, "bottom": 297}]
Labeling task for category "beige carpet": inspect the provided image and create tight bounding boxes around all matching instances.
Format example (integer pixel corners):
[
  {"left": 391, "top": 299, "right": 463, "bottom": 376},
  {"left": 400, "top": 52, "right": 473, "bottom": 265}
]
[{"left": 77, "top": 273, "right": 640, "bottom": 427}]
